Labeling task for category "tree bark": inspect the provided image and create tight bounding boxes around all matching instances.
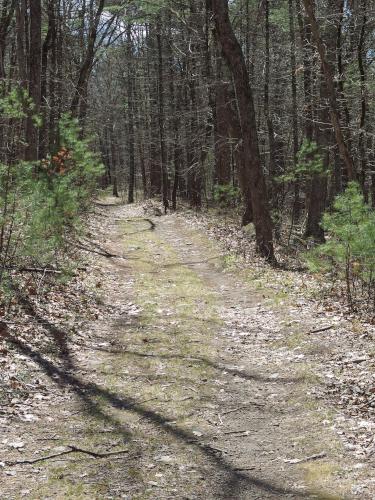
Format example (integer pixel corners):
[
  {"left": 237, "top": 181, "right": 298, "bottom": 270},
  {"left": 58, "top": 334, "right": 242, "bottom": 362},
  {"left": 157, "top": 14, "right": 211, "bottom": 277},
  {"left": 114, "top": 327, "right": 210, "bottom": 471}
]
[
  {"left": 357, "top": 0, "right": 368, "bottom": 200},
  {"left": 25, "top": 0, "right": 42, "bottom": 161},
  {"left": 302, "top": 0, "right": 355, "bottom": 181},
  {"left": 39, "top": 0, "right": 55, "bottom": 158},
  {"left": 211, "top": 0, "right": 274, "bottom": 261},
  {"left": 70, "top": 0, "right": 105, "bottom": 120},
  {"left": 126, "top": 24, "right": 135, "bottom": 204},
  {"left": 0, "top": 0, "right": 15, "bottom": 80},
  {"left": 156, "top": 18, "right": 169, "bottom": 213},
  {"left": 214, "top": 56, "right": 232, "bottom": 185}
]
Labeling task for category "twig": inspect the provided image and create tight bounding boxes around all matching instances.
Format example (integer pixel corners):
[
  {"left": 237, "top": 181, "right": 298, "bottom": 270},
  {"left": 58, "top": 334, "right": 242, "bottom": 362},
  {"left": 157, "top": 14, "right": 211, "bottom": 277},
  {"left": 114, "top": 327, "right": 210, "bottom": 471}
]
[
  {"left": 35, "top": 436, "right": 60, "bottom": 442},
  {"left": 4, "top": 446, "right": 129, "bottom": 466},
  {"left": 75, "top": 243, "right": 119, "bottom": 258},
  {"left": 5, "top": 449, "right": 74, "bottom": 465},
  {"left": 308, "top": 325, "right": 334, "bottom": 334},
  {"left": 20, "top": 267, "right": 62, "bottom": 274},
  {"left": 5, "top": 266, "right": 62, "bottom": 274},
  {"left": 234, "top": 466, "right": 256, "bottom": 471},
  {"left": 221, "top": 406, "right": 249, "bottom": 416},
  {"left": 138, "top": 397, "right": 158, "bottom": 404},
  {"left": 284, "top": 451, "right": 326, "bottom": 464},
  {"left": 342, "top": 357, "right": 368, "bottom": 364},
  {"left": 223, "top": 430, "right": 250, "bottom": 435},
  {"left": 6, "top": 266, "right": 86, "bottom": 275}
]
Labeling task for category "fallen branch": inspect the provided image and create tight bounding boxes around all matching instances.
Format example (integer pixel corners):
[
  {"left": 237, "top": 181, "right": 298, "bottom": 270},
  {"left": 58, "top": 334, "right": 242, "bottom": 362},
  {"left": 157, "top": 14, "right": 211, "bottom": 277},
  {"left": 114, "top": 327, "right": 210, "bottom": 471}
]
[
  {"left": 5, "top": 265, "right": 86, "bottom": 275},
  {"left": 284, "top": 451, "right": 326, "bottom": 464},
  {"left": 3, "top": 266, "right": 61, "bottom": 274},
  {"left": 308, "top": 325, "right": 334, "bottom": 334},
  {"left": 4, "top": 445, "right": 129, "bottom": 466},
  {"left": 68, "top": 445, "right": 129, "bottom": 458},
  {"left": 76, "top": 242, "right": 119, "bottom": 258},
  {"left": 18, "top": 267, "right": 62, "bottom": 274},
  {"left": 342, "top": 357, "right": 368, "bottom": 365},
  {"left": 223, "top": 430, "right": 250, "bottom": 436}
]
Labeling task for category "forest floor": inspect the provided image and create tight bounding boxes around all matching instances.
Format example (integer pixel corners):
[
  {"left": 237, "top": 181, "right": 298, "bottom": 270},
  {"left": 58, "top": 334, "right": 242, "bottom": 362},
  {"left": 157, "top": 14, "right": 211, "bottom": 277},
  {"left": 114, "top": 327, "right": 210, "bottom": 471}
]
[{"left": 1, "top": 200, "right": 375, "bottom": 499}]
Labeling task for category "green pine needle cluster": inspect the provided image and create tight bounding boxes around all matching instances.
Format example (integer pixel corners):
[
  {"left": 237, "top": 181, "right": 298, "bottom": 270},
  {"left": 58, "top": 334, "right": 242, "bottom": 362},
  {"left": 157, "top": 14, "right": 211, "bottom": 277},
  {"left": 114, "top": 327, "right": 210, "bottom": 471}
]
[
  {"left": 213, "top": 184, "right": 241, "bottom": 208},
  {"left": 307, "top": 182, "right": 375, "bottom": 309},
  {"left": 279, "top": 139, "right": 330, "bottom": 183},
  {"left": 0, "top": 100, "right": 103, "bottom": 288}
]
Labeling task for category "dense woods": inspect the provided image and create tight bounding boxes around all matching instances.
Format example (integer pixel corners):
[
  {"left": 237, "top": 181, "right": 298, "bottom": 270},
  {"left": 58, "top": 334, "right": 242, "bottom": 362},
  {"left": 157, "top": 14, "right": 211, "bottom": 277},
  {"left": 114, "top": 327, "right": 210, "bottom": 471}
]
[
  {"left": 2, "top": 2, "right": 375, "bottom": 497},
  {"left": 1, "top": 0, "right": 375, "bottom": 306}
]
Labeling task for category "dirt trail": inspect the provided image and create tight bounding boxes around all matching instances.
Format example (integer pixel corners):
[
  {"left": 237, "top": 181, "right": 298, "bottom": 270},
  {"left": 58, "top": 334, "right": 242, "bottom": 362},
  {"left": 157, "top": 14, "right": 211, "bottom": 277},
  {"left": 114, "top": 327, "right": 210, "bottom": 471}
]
[{"left": 0, "top": 206, "right": 364, "bottom": 499}]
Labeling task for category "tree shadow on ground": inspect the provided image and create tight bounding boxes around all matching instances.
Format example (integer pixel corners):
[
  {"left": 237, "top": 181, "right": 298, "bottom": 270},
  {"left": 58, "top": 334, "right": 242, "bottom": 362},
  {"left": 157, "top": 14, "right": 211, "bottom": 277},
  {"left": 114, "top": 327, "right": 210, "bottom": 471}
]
[
  {"left": 6, "top": 327, "right": 314, "bottom": 499},
  {"left": 86, "top": 344, "right": 305, "bottom": 385},
  {"left": 15, "top": 289, "right": 74, "bottom": 371}
]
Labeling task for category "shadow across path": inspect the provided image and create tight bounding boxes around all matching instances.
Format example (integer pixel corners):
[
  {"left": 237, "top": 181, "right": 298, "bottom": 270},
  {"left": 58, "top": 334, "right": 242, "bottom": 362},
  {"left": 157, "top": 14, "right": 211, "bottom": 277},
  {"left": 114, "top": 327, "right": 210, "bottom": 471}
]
[{"left": 7, "top": 332, "right": 314, "bottom": 499}]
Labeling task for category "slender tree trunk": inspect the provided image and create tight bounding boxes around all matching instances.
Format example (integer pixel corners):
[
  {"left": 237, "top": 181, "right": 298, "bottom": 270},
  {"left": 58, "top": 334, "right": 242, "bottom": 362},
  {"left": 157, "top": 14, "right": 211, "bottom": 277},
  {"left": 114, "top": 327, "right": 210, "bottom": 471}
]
[
  {"left": 15, "top": 0, "right": 27, "bottom": 84},
  {"left": 214, "top": 56, "right": 232, "bottom": 185},
  {"left": 336, "top": 0, "right": 351, "bottom": 148},
  {"left": 305, "top": 71, "right": 329, "bottom": 242},
  {"left": 224, "top": 82, "right": 253, "bottom": 224},
  {"left": 147, "top": 25, "right": 161, "bottom": 196},
  {"left": 48, "top": 0, "right": 58, "bottom": 152},
  {"left": 264, "top": 0, "right": 282, "bottom": 239},
  {"left": 110, "top": 125, "right": 119, "bottom": 197},
  {"left": 127, "top": 24, "right": 135, "bottom": 204},
  {"left": 70, "top": 0, "right": 105, "bottom": 120},
  {"left": 156, "top": 19, "right": 169, "bottom": 213},
  {"left": 0, "top": 0, "right": 15, "bottom": 80},
  {"left": 25, "top": 0, "right": 42, "bottom": 162},
  {"left": 357, "top": 0, "right": 368, "bottom": 201},
  {"left": 289, "top": 0, "right": 300, "bottom": 220},
  {"left": 39, "top": 0, "right": 55, "bottom": 158},
  {"left": 302, "top": 0, "right": 355, "bottom": 181},
  {"left": 304, "top": 0, "right": 336, "bottom": 241},
  {"left": 211, "top": 0, "right": 274, "bottom": 261}
]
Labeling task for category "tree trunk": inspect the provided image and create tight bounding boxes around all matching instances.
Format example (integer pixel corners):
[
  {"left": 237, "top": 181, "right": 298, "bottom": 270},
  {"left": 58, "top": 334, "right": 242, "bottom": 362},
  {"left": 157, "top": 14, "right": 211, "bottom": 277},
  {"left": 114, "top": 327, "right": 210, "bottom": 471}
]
[
  {"left": 214, "top": 56, "right": 231, "bottom": 185},
  {"left": 25, "top": 0, "right": 42, "bottom": 162},
  {"left": 156, "top": 19, "right": 169, "bottom": 213},
  {"left": 39, "top": 0, "right": 55, "bottom": 158},
  {"left": 289, "top": 0, "right": 300, "bottom": 221},
  {"left": 302, "top": 0, "right": 355, "bottom": 181},
  {"left": 127, "top": 24, "right": 135, "bottom": 204},
  {"left": 70, "top": 0, "right": 105, "bottom": 120},
  {"left": 211, "top": 0, "right": 274, "bottom": 261},
  {"left": 0, "top": 0, "right": 15, "bottom": 80},
  {"left": 357, "top": 0, "right": 368, "bottom": 201}
]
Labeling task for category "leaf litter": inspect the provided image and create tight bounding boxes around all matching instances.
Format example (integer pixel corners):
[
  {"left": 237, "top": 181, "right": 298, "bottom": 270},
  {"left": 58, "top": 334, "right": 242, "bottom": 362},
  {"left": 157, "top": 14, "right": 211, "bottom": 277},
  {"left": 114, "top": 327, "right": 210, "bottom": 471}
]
[{"left": 0, "top": 201, "right": 374, "bottom": 497}]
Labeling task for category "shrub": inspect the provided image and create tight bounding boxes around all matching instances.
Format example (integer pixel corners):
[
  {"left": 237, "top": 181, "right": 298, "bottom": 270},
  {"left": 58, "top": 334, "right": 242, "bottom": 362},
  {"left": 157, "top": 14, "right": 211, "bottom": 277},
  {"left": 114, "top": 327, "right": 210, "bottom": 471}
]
[
  {"left": 307, "top": 182, "right": 375, "bottom": 310},
  {"left": 213, "top": 184, "right": 241, "bottom": 208},
  {"left": 23, "top": 115, "right": 103, "bottom": 261},
  {"left": 0, "top": 112, "right": 103, "bottom": 286},
  {"left": 278, "top": 139, "right": 329, "bottom": 183}
]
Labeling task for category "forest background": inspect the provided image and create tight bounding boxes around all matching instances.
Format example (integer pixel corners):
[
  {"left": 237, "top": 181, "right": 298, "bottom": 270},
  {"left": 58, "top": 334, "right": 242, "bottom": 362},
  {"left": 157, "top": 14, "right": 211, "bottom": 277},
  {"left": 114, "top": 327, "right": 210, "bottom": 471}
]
[{"left": 0, "top": 0, "right": 375, "bottom": 312}]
